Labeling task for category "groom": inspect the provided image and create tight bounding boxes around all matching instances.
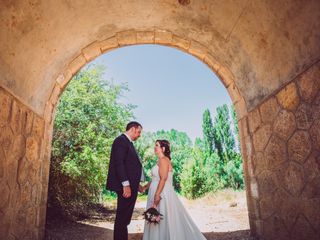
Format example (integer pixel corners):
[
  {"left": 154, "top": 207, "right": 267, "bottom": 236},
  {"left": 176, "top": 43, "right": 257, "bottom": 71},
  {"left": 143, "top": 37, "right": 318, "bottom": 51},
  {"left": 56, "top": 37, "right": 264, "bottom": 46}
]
[{"left": 106, "top": 121, "right": 145, "bottom": 240}]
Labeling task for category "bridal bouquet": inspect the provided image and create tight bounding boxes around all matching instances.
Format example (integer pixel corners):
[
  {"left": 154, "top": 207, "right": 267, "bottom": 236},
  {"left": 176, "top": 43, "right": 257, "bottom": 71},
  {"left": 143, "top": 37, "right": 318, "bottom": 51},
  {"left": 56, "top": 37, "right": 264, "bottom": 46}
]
[{"left": 143, "top": 207, "right": 163, "bottom": 224}]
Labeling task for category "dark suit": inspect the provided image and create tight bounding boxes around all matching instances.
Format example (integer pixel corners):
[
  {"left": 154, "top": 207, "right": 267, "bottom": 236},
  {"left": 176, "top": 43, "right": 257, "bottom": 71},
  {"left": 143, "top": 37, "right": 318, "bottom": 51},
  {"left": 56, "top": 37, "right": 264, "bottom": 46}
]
[{"left": 106, "top": 134, "right": 142, "bottom": 240}]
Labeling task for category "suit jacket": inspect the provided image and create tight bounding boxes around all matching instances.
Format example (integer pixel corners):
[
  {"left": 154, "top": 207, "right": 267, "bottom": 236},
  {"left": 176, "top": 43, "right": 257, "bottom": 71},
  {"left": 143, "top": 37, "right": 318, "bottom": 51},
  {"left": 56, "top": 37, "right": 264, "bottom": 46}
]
[{"left": 106, "top": 134, "right": 142, "bottom": 192}]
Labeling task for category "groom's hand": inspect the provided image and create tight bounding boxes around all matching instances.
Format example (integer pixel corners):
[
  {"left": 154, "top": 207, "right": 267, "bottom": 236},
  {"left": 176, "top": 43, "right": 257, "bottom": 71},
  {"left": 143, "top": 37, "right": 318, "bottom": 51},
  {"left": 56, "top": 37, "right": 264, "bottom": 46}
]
[
  {"left": 138, "top": 184, "right": 144, "bottom": 193},
  {"left": 123, "top": 186, "right": 131, "bottom": 198}
]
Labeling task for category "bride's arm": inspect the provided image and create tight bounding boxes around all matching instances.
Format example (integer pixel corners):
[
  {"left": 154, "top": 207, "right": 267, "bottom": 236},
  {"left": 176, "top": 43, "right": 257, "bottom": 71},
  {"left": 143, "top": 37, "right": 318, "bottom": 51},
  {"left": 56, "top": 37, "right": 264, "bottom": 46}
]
[{"left": 153, "top": 158, "right": 169, "bottom": 207}]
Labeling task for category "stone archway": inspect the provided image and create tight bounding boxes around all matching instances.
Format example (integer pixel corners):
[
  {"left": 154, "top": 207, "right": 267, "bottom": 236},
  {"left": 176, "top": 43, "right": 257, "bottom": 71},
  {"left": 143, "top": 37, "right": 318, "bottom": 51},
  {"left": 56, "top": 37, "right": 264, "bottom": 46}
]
[{"left": 0, "top": 1, "right": 319, "bottom": 239}]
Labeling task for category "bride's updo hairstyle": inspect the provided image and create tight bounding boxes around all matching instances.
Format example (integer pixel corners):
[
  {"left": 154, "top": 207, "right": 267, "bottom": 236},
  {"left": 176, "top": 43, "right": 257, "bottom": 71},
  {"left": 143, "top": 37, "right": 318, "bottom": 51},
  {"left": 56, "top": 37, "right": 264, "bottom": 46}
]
[{"left": 156, "top": 139, "right": 171, "bottom": 160}]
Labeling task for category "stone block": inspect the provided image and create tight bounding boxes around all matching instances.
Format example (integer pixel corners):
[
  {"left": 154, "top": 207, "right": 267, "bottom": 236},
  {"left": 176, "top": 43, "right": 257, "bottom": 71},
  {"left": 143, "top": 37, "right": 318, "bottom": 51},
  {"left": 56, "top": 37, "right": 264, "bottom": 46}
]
[
  {"left": 82, "top": 41, "right": 101, "bottom": 61},
  {"left": 216, "top": 66, "right": 234, "bottom": 88},
  {"left": 0, "top": 183, "right": 10, "bottom": 209},
  {"left": 32, "top": 115, "right": 44, "bottom": 139},
  {"left": 273, "top": 109, "right": 296, "bottom": 140},
  {"left": 9, "top": 134, "right": 26, "bottom": 161},
  {"left": 252, "top": 124, "right": 272, "bottom": 151},
  {"left": 257, "top": 171, "right": 277, "bottom": 198},
  {"left": 0, "top": 126, "right": 13, "bottom": 153},
  {"left": 248, "top": 108, "right": 261, "bottom": 134},
  {"left": 259, "top": 97, "right": 280, "bottom": 124},
  {"left": 250, "top": 177, "right": 259, "bottom": 199},
  {"left": 302, "top": 176, "right": 320, "bottom": 199},
  {"left": 265, "top": 135, "right": 287, "bottom": 170},
  {"left": 19, "top": 182, "right": 32, "bottom": 206},
  {"left": 137, "top": 31, "right": 154, "bottom": 44},
  {"left": 295, "top": 103, "right": 313, "bottom": 130},
  {"left": 288, "top": 130, "right": 312, "bottom": 163},
  {"left": 100, "top": 36, "right": 118, "bottom": 52},
  {"left": 203, "top": 54, "right": 221, "bottom": 74},
  {"left": 49, "top": 83, "right": 61, "bottom": 106},
  {"left": 303, "top": 151, "right": 320, "bottom": 184},
  {"left": 311, "top": 92, "right": 320, "bottom": 121},
  {"left": 239, "top": 117, "right": 249, "bottom": 138},
  {"left": 25, "top": 137, "right": 39, "bottom": 162},
  {"left": 116, "top": 30, "right": 137, "bottom": 46},
  {"left": 253, "top": 151, "right": 267, "bottom": 175},
  {"left": 302, "top": 198, "right": 320, "bottom": 232},
  {"left": 24, "top": 110, "right": 34, "bottom": 136},
  {"left": 154, "top": 30, "right": 172, "bottom": 44},
  {"left": 276, "top": 82, "right": 300, "bottom": 111},
  {"left": 277, "top": 161, "right": 305, "bottom": 197},
  {"left": 0, "top": 148, "right": 4, "bottom": 179},
  {"left": 227, "top": 83, "right": 241, "bottom": 104},
  {"left": 0, "top": 89, "right": 11, "bottom": 127},
  {"left": 260, "top": 195, "right": 277, "bottom": 219},
  {"left": 278, "top": 195, "right": 301, "bottom": 231},
  {"left": 172, "top": 35, "right": 190, "bottom": 51},
  {"left": 188, "top": 40, "right": 208, "bottom": 60},
  {"left": 291, "top": 214, "right": 318, "bottom": 240},
  {"left": 262, "top": 214, "right": 290, "bottom": 240},
  {"left": 310, "top": 119, "right": 320, "bottom": 150},
  {"left": 296, "top": 63, "right": 320, "bottom": 103},
  {"left": 68, "top": 54, "right": 86, "bottom": 75},
  {"left": 234, "top": 97, "right": 247, "bottom": 120},
  {"left": 17, "top": 158, "right": 31, "bottom": 186},
  {"left": 10, "top": 101, "right": 23, "bottom": 134}
]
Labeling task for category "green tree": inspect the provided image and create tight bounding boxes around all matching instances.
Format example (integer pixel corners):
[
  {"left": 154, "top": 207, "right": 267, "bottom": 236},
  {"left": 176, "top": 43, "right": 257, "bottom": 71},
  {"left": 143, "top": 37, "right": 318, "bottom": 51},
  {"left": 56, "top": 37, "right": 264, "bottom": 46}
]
[
  {"left": 202, "top": 109, "right": 214, "bottom": 156},
  {"left": 135, "top": 129, "right": 192, "bottom": 192},
  {"left": 214, "top": 104, "right": 235, "bottom": 162},
  {"left": 231, "top": 105, "right": 240, "bottom": 152},
  {"left": 48, "top": 65, "right": 134, "bottom": 218}
]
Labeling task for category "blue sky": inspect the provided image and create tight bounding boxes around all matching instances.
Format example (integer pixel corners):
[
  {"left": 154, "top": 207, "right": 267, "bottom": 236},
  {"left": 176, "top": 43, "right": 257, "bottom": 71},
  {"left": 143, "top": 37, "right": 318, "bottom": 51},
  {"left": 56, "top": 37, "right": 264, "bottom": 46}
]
[{"left": 93, "top": 45, "right": 231, "bottom": 142}]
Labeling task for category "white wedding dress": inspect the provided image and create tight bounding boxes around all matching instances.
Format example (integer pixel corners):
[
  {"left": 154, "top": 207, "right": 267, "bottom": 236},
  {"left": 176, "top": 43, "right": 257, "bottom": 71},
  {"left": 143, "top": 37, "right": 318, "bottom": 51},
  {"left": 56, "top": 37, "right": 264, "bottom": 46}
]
[{"left": 143, "top": 164, "right": 207, "bottom": 240}]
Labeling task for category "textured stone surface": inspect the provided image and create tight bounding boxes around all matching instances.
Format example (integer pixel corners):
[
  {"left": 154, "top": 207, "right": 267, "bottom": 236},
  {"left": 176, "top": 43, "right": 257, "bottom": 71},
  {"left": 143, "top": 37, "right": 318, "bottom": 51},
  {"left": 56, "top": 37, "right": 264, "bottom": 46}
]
[
  {"left": 296, "top": 63, "right": 320, "bottom": 103},
  {"left": 291, "top": 214, "right": 318, "bottom": 240},
  {"left": 276, "top": 82, "right": 300, "bottom": 111},
  {"left": 248, "top": 108, "right": 261, "bottom": 133},
  {"left": 0, "top": 89, "right": 11, "bottom": 127},
  {"left": 295, "top": 103, "right": 314, "bottom": 130},
  {"left": 264, "top": 135, "right": 287, "bottom": 170},
  {"left": 0, "top": 126, "right": 13, "bottom": 153},
  {"left": 277, "top": 162, "right": 305, "bottom": 197},
  {"left": 0, "top": 182, "right": 10, "bottom": 209},
  {"left": 0, "top": 2, "right": 319, "bottom": 239},
  {"left": 262, "top": 214, "right": 290, "bottom": 240},
  {"left": 288, "top": 131, "right": 312, "bottom": 163},
  {"left": 256, "top": 171, "right": 277, "bottom": 198},
  {"left": 259, "top": 97, "right": 280, "bottom": 124},
  {"left": 273, "top": 110, "right": 296, "bottom": 140},
  {"left": 303, "top": 151, "right": 320, "bottom": 183},
  {"left": 1, "top": 1, "right": 319, "bottom": 114},
  {"left": 253, "top": 124, "right": 272, "bottom": 151},
  {"left": 310, "top": 120, "right": 320, "bottom": 150},
  {"left": 0, "top": 89, "right": 46, "bottom": 240},
  {"left": 312, "top": 92, "right": 320, "bottom": 121}
]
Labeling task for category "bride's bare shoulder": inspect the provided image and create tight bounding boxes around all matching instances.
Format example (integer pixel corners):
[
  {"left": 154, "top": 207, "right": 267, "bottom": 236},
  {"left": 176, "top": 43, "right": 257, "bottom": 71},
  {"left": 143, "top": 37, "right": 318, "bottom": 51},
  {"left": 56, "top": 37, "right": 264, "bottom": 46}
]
[{"left": 158, "top": 156, "right": 170, "bottom": 166}]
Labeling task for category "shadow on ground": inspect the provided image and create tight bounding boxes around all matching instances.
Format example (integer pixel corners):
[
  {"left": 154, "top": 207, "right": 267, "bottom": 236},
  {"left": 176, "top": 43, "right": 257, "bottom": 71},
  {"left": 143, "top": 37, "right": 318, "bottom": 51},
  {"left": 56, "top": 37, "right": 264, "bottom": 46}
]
[{"left": 45, "top": 219, "right": 251, "bottom": 240}]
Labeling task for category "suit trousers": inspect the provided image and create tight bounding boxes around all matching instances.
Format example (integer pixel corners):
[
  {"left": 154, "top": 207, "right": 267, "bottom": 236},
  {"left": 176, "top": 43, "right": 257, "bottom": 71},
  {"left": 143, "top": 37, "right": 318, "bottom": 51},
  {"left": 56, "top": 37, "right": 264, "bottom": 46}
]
[{"left": 114, "top": 190, "right": 138, "bottom": 240}]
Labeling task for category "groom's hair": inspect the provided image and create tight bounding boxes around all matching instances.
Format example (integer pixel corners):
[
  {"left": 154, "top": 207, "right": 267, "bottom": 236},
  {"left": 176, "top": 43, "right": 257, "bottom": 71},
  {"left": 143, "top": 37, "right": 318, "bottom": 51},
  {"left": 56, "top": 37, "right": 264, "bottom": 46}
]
[{"left": 126, "top": 121, "right": 142, "bottom": 131}]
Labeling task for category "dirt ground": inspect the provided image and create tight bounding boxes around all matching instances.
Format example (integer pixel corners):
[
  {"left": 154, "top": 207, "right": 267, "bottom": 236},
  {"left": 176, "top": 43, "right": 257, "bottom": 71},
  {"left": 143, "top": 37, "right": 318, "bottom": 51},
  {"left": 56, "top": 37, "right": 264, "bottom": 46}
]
[{"left": 45, "top": 190, "right": 252, "bottom": 240}]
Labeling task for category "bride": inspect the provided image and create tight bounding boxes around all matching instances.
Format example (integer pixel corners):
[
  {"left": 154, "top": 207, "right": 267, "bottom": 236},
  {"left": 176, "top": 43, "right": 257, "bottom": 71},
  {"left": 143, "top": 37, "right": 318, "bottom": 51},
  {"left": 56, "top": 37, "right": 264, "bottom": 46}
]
[{"left": 142, "top": 140, "right": 207, "bottom": 240}]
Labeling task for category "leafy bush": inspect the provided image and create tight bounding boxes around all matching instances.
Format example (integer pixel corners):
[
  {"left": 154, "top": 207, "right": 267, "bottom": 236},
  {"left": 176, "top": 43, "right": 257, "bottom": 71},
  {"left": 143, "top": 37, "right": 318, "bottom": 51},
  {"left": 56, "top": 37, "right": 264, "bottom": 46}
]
[{"left": 48, "top": 65, "right": 134, "bottom": 219}]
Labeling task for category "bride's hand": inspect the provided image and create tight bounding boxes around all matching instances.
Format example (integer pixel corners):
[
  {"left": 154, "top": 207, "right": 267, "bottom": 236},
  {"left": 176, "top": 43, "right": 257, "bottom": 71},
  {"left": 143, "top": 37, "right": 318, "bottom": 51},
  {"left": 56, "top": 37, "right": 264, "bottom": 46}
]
[{"left": 153, "top": 194, "right": 161, "bottom": 207}]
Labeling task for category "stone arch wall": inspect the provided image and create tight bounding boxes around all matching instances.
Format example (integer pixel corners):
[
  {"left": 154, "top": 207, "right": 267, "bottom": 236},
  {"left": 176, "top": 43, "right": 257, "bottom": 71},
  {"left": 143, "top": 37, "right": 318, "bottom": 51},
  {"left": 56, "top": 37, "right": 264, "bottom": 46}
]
[
  {"left": 1, "top": 30, "right": 250, "bottom": 240},
  {"left": 239, "top": 61, "right": 320, "bottom": 240},
  {"left": 0, "top": 1, "right": 320, "bottom": 239}
]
